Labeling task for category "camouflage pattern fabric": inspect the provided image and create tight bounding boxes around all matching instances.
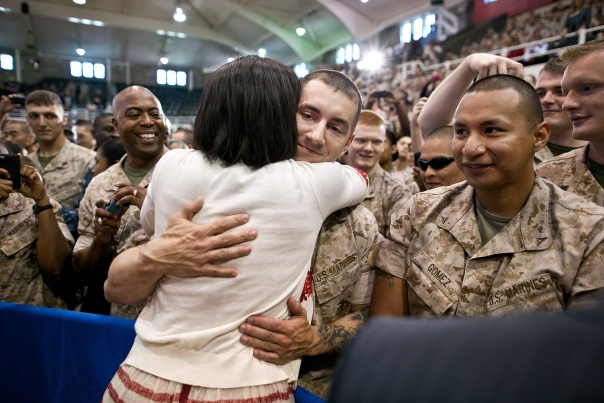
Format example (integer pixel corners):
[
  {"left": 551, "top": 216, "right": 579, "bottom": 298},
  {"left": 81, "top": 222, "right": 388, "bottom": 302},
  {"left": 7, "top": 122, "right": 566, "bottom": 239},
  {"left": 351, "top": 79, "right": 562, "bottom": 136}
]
[
  {"left": 298, "top": 204, "right": 380, "bottom": 398},
  {"left": 391, "top": 170, "right": 420, "bottom": 195},
  {"left": 0, "top": 193, "right": 74, "bottom": 308},
  {"left": 534, "top": 144, "right": 554, "bottom": 164},
  {"left": 378, "top": 176, "right": 604, "bottom": 317},
  {"left": 537, "top": 146, "right": 604, "bottom": 207},
  {"left": 31, "top": 141, "right": 96, "bottom": 209},
  {"left": 362, "top": 166, "right": 413, "bottom": 236},
  {"left": 75, "top": 154, "right": 158, "bottom": 319}
]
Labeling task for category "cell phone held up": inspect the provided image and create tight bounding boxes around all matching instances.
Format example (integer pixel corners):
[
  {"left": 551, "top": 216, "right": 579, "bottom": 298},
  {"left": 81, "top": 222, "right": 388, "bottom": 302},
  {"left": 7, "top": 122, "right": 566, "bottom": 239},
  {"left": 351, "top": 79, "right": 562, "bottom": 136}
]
[
  {"left": 104, "top": 198, "right": 124, "bottom": 217},
  {"left": 371, "top": 91, "right": 389, "bottom": 98},
  {"left": 0, "top": 154, "right": 21, "bottom": 190}
]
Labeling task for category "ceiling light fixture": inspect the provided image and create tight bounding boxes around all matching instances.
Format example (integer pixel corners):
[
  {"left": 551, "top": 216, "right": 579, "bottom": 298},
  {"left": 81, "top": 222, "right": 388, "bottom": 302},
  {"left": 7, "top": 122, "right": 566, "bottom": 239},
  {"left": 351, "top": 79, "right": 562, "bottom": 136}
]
[
  {"left": 173, "top": 7, "right": 186, "bottom": 22},
  {"left": 76, "top": 48, "right": 86, "bottom": 56},
  {"left": 361, "top": 0, "right": 368, "bottom": 3},
  {"left": 73, "top": 0, "right": 86, "bottom": 4},
  {"left": 160, "top": 57, "right": 169, "bottom": 65},
  {"left": 296, "top": 27, "right": 306, "bottom": 36},
  {"left": 228, "top": 57, "right": 235, "bottom": 62},
  {"left": 176, "top": 32, "right": 186, "bottom": 38},
  {"left": 258, "top": 48, "right": 266, "bottom": 57}
]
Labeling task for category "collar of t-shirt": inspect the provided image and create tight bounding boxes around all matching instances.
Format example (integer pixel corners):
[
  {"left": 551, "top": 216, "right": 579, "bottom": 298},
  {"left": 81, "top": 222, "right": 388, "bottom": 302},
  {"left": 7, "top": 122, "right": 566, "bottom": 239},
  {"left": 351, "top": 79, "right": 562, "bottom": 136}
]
[
  {"left": 587, "top": 156, "right": 604, "bottom": 189},
  {"left": 122, "top": 158, "right": 153, "bottom": 186},
  {"left": 546, "top": 142, "right": 581, "bottom": 158},
  {"left": 475, "top": 197, "right": 513, "bottom": 246}
]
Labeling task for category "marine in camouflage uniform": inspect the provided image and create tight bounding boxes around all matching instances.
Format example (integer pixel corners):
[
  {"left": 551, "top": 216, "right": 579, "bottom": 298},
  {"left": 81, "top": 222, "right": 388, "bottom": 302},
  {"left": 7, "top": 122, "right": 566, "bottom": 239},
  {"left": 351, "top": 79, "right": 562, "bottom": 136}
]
[
  {"left": 378, "top": 177, "right": 604, "bottom": 317},
  {"left": 297, "top": 204, "right": 380, "bottom": 399},
  {"left": 534, "top": 144, "right": 554, "bottom": 164},
  {"left": 0, "top": 193, "right": 74, "bottom": 308},
  {"left": 362, "top": 165, "right": 413, "bottom": 236},
  {"left": 30, "top": 140, "right": 96, "bottom": 209},
  {"left": 391, "top": 169, "right": 420, "bottom": 194},
  {"left": 75, "top": 153, "right": 162, "bottom": 319},
  {"left": 536, "top": 146, "right": 604, "bottom": 207}
]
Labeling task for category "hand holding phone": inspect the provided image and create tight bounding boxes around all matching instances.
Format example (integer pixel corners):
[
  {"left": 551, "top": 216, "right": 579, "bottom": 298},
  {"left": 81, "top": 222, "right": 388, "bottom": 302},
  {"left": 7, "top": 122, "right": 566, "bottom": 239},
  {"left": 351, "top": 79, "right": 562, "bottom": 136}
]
[
  {"left": 0, "top": 154, "right": 21, "bottom": 190},
  {"left": 104, "top": 198, "right": 124, "bottom": 216}
]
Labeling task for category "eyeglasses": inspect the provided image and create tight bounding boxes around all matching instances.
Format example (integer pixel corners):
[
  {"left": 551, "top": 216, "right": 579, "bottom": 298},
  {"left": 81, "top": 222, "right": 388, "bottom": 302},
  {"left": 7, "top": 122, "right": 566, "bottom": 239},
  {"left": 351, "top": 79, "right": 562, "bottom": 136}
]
[{"left": 418, "top": 156, "right": 455, "bottom": 171}]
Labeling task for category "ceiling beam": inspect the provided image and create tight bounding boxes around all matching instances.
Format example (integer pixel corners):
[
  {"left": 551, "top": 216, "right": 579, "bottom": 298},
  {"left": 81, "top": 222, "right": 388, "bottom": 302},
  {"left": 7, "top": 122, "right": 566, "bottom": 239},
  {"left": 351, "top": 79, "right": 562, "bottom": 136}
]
[{"left": 22, "top": 0, "right": 251, "bottom": 54}]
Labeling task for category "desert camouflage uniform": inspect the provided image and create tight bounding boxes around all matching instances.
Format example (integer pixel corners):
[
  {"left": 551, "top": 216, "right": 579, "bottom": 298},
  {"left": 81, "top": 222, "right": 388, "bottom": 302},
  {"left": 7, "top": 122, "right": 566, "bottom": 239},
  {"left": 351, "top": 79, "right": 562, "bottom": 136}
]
[
  {"left": 362, "top": 165, "right": 413, "bottom": 236},
  {"left": 75, "top": 153, "right": 163, "bottom": 319},
  {"left": 378, "top": 177, "right": 604, "bottom": 318},
  {"left": 31, "top": 141, "right": 96, "bottom": 208},
  {"left": 391, "top": 170, "right": 420, "bottom": 194},
  {"left": 537, "top": 146, "right": 604, "bottom": 207},
  {"left": 297, "top": 205, "right": 380, "bottom": 399},
  {"left": 534, "top": 144, "right": 554, "bottom": 164},
  {"left": 0, "top": 193, "right": 74, "bottom": 308}
]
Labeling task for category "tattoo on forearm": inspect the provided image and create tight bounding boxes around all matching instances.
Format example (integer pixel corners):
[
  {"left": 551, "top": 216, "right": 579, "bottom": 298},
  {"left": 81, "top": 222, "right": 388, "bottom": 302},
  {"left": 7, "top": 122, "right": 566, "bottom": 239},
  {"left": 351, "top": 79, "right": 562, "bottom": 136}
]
[
  {"left": 375, "top": 270, "right": 395, "bottom": 288},
  {"left": 318, "top": 309, "right": 368, "bottom": 352}
]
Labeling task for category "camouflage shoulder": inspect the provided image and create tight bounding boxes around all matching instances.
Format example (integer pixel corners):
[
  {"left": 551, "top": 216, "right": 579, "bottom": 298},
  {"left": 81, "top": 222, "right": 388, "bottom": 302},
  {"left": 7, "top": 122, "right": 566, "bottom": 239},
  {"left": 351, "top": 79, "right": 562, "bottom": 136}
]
[{"left": 546, "top": 179, "right": 604, "bottom": 217}]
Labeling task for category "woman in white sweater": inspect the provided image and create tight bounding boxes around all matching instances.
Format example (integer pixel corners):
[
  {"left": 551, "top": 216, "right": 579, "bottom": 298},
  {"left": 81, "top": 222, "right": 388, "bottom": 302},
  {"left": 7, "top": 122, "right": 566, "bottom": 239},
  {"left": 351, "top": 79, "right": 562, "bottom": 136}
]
[{"left": 103, "top": 56, "right": 367, "bottom": 402}]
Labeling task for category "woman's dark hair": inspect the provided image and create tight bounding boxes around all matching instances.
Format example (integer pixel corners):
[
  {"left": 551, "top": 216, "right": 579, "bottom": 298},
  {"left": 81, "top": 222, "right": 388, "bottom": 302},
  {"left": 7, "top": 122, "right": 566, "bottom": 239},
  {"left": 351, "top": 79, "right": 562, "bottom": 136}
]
[
  {"left": 98, "top": 137, "right": 126, "bottom": 164},
  {"left": 194, "top": 55, "right": 300, "bottom": 169}
]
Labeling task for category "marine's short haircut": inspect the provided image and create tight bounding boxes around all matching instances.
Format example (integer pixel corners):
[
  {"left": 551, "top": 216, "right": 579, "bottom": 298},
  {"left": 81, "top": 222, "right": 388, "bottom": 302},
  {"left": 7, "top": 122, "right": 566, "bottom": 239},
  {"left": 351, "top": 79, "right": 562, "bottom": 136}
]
[
  {"left": 4, "top": 120, "right": 29, "bottom": 134},
  {"left": 561, "top": 38, "right": 604, "bottom": 63},
  {"left": 465, "top": 74, "right": 543, "bottom": 129},
  {"left": 426, "top": 126, "right": 454, "bottom": 141},
  {"left": 94, "top": 113, "right": 113, "bottom": 128},
  {"left": 385, "top": 129, "right": 397, "bottom": 145},
  {"left": 301, "top": 69, "right": 362, "bottom": 135},
  {"left": 357, "top": 110, "right": 386, "bottom": 129},
  {"left": 26, "top": 90, "right": 64, "bottom": 110},
  {"left": 540, "top": 57, "right": 567, "bottom": 76},
  {"left": 75, "top": 119, "right": 93, "bottom": 131},
  {"left": 98, "top": 137, "right": 126, "bottom": 165},
  {"left": 194, "top": 55, "right": 299, "bottom": 169}
]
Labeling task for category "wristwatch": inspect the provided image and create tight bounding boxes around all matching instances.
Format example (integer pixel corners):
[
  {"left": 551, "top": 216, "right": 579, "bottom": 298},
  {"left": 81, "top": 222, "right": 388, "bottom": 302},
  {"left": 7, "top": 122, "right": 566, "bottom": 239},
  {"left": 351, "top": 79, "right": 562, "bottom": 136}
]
[{"left": 32, "top": 204, "right": 53, "bottom": 215}]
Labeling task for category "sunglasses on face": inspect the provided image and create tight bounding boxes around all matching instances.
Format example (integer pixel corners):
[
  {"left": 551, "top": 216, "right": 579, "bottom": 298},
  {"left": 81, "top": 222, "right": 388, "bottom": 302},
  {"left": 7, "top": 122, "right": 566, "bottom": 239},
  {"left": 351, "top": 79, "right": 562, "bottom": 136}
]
[{"left": 418, "top": 156, "right": 455, "bottom": 171}]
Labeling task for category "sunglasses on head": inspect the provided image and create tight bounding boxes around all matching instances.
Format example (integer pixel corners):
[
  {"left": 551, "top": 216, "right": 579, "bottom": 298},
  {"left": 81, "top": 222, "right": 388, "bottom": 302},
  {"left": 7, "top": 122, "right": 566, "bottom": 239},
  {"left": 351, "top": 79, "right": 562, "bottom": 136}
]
[{"left": 418, "top": 156, "right": 455, "bottom": 171}]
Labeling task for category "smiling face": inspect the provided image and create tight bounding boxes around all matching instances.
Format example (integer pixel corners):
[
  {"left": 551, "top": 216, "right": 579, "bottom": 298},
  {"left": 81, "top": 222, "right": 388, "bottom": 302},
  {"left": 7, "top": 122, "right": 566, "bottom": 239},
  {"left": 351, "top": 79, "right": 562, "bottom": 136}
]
[
  {"left": 452, "top": 88, "right": 549, "bottom": 194},
  {"left": 536, "top": 70, "right": 573, "bottom": 139},
  {"left": 295, "top": 80, "right": 357, "bottom": 163},
  {"left": 113, "top": 86, "right": 165, "bottom": 166},
  {"left": 561, "top": 50, "right": 604, "bottom": 143},
  {"left": 419, "top": 137, "right": 465, "bottom": 190},
  {"left": 348, "top": 123, "right": 386, "bottom": 176}
]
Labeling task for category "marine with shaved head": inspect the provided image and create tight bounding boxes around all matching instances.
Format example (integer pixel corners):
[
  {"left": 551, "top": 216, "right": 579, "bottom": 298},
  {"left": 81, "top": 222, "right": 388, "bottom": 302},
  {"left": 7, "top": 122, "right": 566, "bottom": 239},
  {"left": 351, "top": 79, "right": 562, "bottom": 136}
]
[{"left": 73, "top": 86, "right": 168, "bottom": 317}]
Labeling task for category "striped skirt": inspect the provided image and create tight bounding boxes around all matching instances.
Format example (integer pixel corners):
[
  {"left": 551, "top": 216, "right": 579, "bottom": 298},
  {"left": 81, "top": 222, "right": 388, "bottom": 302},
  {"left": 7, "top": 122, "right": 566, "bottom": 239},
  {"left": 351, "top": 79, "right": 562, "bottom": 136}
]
[{"left": 103, "top": 364, "right": 295, "bottom": 403}]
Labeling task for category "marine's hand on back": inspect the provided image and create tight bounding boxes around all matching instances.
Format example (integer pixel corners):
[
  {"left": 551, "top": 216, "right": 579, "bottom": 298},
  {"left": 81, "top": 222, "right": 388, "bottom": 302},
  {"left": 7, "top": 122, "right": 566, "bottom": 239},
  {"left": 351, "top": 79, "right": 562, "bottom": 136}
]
[
  {"left": 144, "top": 196, "right": 257, "bottom": 278},
  {"left": 466, "top": 53, "right": 524, "bottom": 80}
]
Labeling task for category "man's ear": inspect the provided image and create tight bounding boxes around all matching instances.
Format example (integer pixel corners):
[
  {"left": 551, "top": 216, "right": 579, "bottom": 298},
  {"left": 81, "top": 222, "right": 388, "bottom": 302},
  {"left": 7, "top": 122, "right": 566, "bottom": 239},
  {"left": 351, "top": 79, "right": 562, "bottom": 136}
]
[
  {"left": 533, "top": 121, "right": 550, "bottom": 153},
  {"left": 62, "top": 114, "right": 68, "bottom": 126},
  {"left": 341, "top": 133, "right": 355, "bottom": 156}
]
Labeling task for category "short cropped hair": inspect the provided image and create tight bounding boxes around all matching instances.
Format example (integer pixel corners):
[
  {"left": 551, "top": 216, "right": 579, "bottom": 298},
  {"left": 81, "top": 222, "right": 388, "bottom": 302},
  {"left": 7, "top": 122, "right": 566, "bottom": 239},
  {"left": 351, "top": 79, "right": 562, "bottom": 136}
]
[
  {"left": 357, "top": 110, "right": 386, "bottom": 129},
  {"left": 172, "top": 128, "right": 194, "bottom": 145},
  {"left": 94, "top": 113, "right": 113, "bottom": 127},
  {"left": 5, "top": 120, "right": 29, "bottom": 134},
  {"left": 301, "top": 69, "right": 362, "bottom": 134},
  {"left": 426, "top": 126, "right": 454, "bottom": 141},
  {"left": 385, "top": 129, "right": 397, "bottom": 145},
  {"left": 540, "top": 57, "right": 567, "bottom": 76},
  {"left": 75, "top": 119, "right": 93, "bottom": 131},
  {"left": 561, "top": 38, "right": 604, "bottom": 63},
  {"left": 98, "top": 137, "right": 126, "bottom": 164},
  {"left": 26, "top": 90, "right": 64, "bottom": 110},
  {"left": 465, "top": 74, "right": 543, "bottom": 129},
  {"left": 194, "top": 55, "right": 299, "bottom": 169}
]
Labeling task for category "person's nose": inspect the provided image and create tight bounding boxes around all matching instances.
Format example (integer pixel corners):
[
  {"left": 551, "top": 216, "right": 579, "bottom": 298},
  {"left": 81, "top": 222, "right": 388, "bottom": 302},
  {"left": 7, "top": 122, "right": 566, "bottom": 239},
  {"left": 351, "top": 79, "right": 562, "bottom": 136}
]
[
  {"left": 541, "top": 91, "right": 555, "bottom": 106},
  {"left": 304, "top": 121, "right": 326, "bottom": 146},
  {"left": 562, "top": 90, "right": 579, "bottom": 112},
  {"left": 462, "top": 132, "right": 486, "bottom": 158}
]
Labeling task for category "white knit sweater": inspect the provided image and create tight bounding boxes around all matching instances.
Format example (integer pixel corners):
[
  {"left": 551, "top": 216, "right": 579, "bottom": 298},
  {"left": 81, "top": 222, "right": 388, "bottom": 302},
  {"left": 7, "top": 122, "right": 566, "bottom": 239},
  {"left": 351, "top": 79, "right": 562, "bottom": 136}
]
[{"left": 124, "top": 149, "right": 368, "bottom": 388}]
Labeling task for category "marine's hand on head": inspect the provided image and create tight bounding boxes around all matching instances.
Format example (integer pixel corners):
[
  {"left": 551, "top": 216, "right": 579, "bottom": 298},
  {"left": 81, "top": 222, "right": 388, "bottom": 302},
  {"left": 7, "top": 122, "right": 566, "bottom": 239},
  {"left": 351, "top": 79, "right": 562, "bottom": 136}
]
[
  {"left": 465, "top": 53, "right": 524, "bottom": 80},
  {"left": 0, "top": 94, "right": 19, "bottom": 115}
]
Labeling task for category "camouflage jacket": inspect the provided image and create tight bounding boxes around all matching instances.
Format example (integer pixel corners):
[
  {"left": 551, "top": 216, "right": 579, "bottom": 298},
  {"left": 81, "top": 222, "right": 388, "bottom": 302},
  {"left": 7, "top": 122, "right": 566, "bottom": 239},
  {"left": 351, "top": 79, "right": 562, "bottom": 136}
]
[
  {"left": 31, "top": 141, "right": 96, "bottom": 209},
  {"left": 534, "top": 144, "right": 554, "bottom": 164},
  {"left": 0, "top": 193, "right": 74, "bottom": 308},
  {"left": 390, "top": 170, "right": 420, "bottom": 195},
  {"left": 299, "top": 204, "right": 380, "bottom": 398},
  {"left": 75, "top": 154, "right": 160, "bottom": 319},
  {"left": 536, "top": 145, "right": 604, "bottom": 207},
  {"left": 362, "top": 166, "right": 412, "bottom": 236},
  {"left": 378, "top": 177, "right": 604, "bottom": 318}
]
